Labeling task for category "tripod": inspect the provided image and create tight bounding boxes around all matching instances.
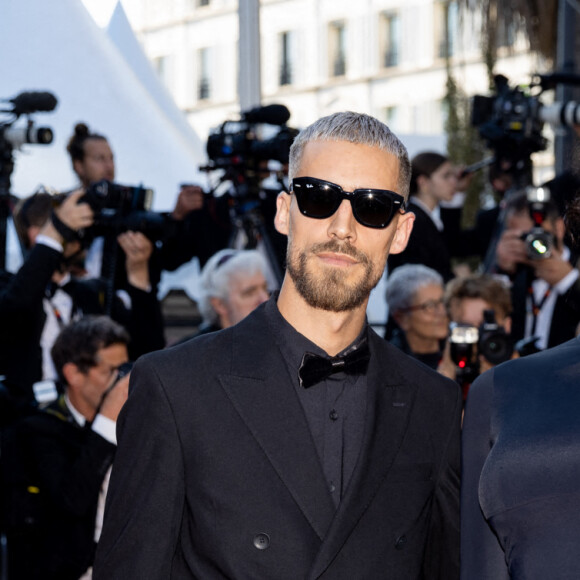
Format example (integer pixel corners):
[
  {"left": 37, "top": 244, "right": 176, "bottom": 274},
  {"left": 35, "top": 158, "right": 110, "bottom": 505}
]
[{"left": 206, "top": 164, "right": 286, "bottom": 289}]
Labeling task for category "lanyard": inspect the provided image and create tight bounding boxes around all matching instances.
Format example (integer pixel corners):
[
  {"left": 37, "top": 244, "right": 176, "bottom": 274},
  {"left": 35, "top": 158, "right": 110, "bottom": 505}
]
[{"left": 527, "top": 284, "right": 553, "bottom": 336}]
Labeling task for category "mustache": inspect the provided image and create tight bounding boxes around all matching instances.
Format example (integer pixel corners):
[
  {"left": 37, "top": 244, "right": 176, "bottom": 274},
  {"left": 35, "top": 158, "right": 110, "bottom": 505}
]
[{"left": 309, "top": 240, "right": 370, "bottom": 264}]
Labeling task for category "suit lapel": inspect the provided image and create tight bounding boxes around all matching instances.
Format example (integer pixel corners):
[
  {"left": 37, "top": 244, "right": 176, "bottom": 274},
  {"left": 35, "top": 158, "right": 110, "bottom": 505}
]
[
  {"left": 309, "top": 335, "right": 418, "bottom": 579},
  {"left": 218, "top": 311, "right": 335, "bottom": 541}
]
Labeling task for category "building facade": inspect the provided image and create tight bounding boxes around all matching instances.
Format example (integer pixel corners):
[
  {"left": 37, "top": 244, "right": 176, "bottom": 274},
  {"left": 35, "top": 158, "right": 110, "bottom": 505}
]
[{"left": 120, "top": 0, "right": 540, "bottom": 161}]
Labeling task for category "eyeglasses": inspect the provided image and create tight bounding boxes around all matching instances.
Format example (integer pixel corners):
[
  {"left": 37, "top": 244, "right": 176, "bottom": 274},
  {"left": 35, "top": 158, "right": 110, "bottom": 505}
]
[
  {"left": 400, "top": 298, "right": 446, "bottom": 315},
  {"left": 291, "top": 176, "right": 406, "bottom": 229}
]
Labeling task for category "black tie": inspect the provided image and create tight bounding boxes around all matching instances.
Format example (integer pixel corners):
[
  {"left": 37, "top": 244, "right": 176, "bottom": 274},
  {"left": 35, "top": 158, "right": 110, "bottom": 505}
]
[{"left": 298, "top": 338, "right": 371, "bottom": 389}]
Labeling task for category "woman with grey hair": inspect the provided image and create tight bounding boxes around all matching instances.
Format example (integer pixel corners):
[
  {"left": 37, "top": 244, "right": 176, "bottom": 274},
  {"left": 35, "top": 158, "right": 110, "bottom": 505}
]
[{"left": 385, "top": 263, "right": 449, "bottom": 369}]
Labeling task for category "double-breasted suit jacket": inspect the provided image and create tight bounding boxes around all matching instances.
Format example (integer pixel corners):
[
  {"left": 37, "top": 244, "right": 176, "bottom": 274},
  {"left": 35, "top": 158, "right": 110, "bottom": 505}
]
[{"left": 94, "top": 300, "right": 461, "bottom": 579}]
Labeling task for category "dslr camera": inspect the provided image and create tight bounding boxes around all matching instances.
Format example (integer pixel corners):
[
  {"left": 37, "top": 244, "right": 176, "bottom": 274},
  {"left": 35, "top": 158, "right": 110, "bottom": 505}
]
[
  {"left": 78, "top": 180, "right": 166, "bottom": 244},
  {"left": 449, "top": 310, "right": 513, "bottom": 385},
  {"left": 519, "top": 185, "right": 555, "bottom": 260}
]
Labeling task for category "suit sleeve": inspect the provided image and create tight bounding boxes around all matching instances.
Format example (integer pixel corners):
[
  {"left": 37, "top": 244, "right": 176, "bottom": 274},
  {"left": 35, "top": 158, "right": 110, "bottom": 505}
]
[
  {"left": 423, "top": 381, "right": 462, "bottom": 579},
  {"left": 93, "top": 355, "right": 185, "bottom": 579},
  {"left": 0, "top": 244, "right": 61, "bottom": 320},
  {"left": 461, "top": 369, "right": 509, "bottom": 580}
]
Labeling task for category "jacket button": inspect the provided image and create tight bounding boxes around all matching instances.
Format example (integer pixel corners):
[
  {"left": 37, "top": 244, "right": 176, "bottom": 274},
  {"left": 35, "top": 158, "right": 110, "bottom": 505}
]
[
  {"left": 253, "top": 533, "right": 270, "bottom": 550},
  {"left": 395, "top": 535, "right": 407, "bottom": 550}
]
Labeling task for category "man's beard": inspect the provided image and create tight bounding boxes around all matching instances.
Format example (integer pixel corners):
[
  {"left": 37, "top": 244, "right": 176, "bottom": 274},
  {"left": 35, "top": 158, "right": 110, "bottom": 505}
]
[{"left": 286, "top": 239, "right": 382, "bottom": 312}]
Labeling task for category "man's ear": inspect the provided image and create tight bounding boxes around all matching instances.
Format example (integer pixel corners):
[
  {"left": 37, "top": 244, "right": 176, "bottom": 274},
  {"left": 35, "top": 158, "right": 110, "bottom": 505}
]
[
  {"left": 72, "top": 159, "right": 84, "bottom": 181},
  {"left": 62, "top": 362, "right": 82, "bottom": 389},
  {"left": 274, "top": 192, "right": 291, "bottom": 236},
  {"left": 389, "top": 211, "right": 415, "bottom": 255}
]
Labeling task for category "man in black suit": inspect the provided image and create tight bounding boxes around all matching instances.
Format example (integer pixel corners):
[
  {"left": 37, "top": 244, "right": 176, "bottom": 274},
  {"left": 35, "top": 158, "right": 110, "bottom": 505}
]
[
  {"left": 94, "top": 111, "right": 462, "bottom": 579},
  {"left": 2, "top": 315, "right": 131, "bottom": 580}
]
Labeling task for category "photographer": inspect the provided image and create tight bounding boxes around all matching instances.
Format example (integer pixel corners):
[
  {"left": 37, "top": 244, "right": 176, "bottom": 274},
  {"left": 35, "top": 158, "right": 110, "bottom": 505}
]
[
  {"left": 0, "top": 190, "right": 163, "bottom": 408},
  {"left": 438, "top": 274, "right": 513, "bottom": 392},
  {"left": 494, "top": 188, "right": 580, "bottom": 350},
  {"left": 1, "top": 316, "right": 131, "bottom": 580},
  {"left": 67, "top": 123, "right": 230, "bottom": 281}
]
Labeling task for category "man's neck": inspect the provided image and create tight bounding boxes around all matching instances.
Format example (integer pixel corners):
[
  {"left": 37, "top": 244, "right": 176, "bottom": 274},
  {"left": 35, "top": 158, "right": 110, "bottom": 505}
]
[{"left": 276, "top": 279, "right": 368, "bottom": 356}]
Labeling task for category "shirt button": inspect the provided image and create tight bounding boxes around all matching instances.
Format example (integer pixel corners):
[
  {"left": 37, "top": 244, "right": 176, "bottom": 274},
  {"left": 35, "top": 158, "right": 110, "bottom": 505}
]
[
  {"left": 253, "top": 533, "right": 270, "bottom": 550},
  {"left": 329, "top": 483, "right": 336, "bottom": 493},
  {"left": 329, "top": 409, "right": 339, "bottom": 421}
]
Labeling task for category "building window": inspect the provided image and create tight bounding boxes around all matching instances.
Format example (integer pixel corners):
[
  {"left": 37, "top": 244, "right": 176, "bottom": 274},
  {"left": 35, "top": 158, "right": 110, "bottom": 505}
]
[
  {"left": 437, "top": 1, "right": 458, "bottom": 58},
  {"left": 279, "top": 31, "right": 294, "bottom": 86},
  {"left": 197, "top": 48, "right": 212, "bottom": 100},
  {"left": 384, "top": 106, "right": 400, "bottom": 132},
  {"left": 329, "top": 21, "right": 347, "bottom": 77},
  {"left": 380, "top": 12, "right": 400, "bottom": 68},
  {"left": 198, "top": 0, "right": 210, "bottom": 6},
  {"left": 153, "top": 55, "right": 171, "bottom": 89},
  {"left": 497, "top": 17, "right": 517, "bottom": 48}
]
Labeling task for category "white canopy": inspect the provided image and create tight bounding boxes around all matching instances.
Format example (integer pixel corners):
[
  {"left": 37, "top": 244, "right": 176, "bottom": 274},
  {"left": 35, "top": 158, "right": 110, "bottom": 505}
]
[{"left": 1, "top": 0, "right": 205, "bottom": 211}]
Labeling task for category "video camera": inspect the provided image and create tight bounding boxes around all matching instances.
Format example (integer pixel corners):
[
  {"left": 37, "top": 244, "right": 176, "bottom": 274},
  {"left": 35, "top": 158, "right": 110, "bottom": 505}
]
[
  {"left": 1, "top": 91, "right": 58, "bottom": 270},
  {"left": 472, "top": 74, "right": 580, "bottom": 163},
  {"left": 202, "top": 104, "right": 298, "bottom": 198},
  {"left": 449, "top": 309, "right": 513, "bottom": 385},
  {"left": 1, "top": 91, "right": 56, "bottom": 152},
  {"left": 78, "top": 179, "right": 167, "bottom": 244}
]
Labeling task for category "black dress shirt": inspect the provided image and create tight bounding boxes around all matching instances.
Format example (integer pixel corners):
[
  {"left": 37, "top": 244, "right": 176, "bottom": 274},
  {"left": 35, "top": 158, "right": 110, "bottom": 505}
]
[{"left": 264, "top": 297, "right": 368, "bottom": 507}]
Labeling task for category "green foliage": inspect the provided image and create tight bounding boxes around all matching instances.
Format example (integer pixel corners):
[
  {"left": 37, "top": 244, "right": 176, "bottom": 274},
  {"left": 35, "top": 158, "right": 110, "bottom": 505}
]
[{"left": 443, "top": 58, "right": 487, "bottom": 229}]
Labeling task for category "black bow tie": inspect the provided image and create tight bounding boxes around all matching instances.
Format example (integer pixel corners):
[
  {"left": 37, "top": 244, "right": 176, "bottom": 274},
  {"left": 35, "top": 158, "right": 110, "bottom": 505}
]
[
  {"left": 298, "top": 338, "right": 371, "bottom": 389},
  {"left": 45, "top": 280, "right": 74, "bottom": 299}
]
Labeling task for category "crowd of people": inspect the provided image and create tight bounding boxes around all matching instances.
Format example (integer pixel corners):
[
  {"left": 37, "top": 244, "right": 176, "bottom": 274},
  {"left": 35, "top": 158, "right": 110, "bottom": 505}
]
[{"left": 0, "top": 109, "right": 580, "bottom": 579}]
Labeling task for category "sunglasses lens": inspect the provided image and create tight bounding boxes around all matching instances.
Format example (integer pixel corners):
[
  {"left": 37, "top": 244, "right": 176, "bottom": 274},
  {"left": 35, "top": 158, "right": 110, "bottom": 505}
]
[
  {"left": 295, "top": 183, "right": 340, "bottom": 218},
  {"left": 353, "top": 193, "right": 394, "bottom": 228}
]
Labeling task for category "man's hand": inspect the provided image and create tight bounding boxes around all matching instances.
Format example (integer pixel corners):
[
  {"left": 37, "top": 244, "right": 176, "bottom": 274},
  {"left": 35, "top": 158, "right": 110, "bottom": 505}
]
[
  {"left": 495, "top": 228, "right": 528, "bottom": 274},
  {"left": 118, "top": 231, "right": 153, "bottom": 291},
  {"left": 171, "top": 184, "right": 204, "bottom": 221},
  {"left": 40, "top": 189, "right": 94, "bottom": 245},
  {"left": 99, "top": 371, "right": 130, "bottom": 422}
]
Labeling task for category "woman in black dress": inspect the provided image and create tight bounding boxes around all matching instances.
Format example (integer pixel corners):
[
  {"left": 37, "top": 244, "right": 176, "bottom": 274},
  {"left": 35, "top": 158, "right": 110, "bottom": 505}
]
[{"left": 461, "top": 193, "right": 580, "bottom": 579}]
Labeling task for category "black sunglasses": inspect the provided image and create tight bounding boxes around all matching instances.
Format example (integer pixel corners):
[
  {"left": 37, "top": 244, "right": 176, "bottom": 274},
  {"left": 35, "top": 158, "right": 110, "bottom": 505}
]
[{"left": 291, "top": 176, "right": 406, "bottom": 229}]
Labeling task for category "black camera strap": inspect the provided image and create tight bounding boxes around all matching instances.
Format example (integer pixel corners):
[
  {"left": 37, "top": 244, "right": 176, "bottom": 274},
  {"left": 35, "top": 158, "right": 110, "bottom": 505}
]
[{"left": 50, "top": 210, "right": 78, "bottom": 243}]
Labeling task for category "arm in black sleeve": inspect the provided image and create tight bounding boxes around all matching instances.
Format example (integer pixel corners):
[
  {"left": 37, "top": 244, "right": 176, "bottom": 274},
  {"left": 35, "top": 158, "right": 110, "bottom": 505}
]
[{"left": 0, "top": 244, "right": 61, "bottom": 319}]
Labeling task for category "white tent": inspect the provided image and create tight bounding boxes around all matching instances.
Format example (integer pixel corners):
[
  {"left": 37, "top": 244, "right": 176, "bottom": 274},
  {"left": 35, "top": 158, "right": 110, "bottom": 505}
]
[
  {"left": 106, "top": 1, "right": 204, "bottom": 157},
  {"left": 1, "top": 0, "right": 205, "bottom": 211}
]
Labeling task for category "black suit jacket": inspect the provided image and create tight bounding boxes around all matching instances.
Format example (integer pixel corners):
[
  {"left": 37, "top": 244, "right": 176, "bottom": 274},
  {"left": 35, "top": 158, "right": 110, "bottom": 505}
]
[
  {"left": 388, "top": 202, "right": 454, "bottom": 281},
  {"left": 2, "top": 396, "right": 115, "bottom": 580},
  {"left": 94, "top": 300, "right": 461, "bottom": 579}
]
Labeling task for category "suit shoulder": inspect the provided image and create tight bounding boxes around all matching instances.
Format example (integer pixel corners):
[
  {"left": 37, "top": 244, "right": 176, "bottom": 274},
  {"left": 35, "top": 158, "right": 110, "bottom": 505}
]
[
  {"left": 372, "top": 332, "right": 458, "bottom": 392},
  {"left": 137, "top": 325, "right": 236, "bottom": 371}
]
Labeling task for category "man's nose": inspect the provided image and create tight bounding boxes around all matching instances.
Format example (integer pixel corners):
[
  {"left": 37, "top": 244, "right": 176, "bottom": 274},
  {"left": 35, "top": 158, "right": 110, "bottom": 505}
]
[{"left": 327, "top": 199, "right": 357, "bottom": 241}]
